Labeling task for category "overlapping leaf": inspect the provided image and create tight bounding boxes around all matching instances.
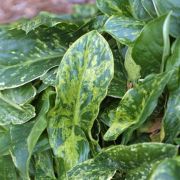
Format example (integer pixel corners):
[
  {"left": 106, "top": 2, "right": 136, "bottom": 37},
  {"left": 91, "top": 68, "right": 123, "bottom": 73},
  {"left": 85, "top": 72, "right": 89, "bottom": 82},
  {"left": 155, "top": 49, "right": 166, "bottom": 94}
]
[
  {"left": 0, "top": 26, "right": 66, "bottom": 90},
  {"left": 162, "top": 39, "right": 180, "bottom": 143},
  {"left": 132, "top": 14, "right": 171, "bottom": 76},
  {"left": 0, "top": 91, "right": 35, "bottom": 125},
  {"left": 104, "top": 16, "right": 144, "bottom": 45},
  {"left": 96, "top": 0, "right": 131, "bottom": 16},
  {"left": 68, "top": 143, "right": 178, "bottom": 179},
  {"left": 48, "top": 30, "right": 114, "bottom": 178},
  {"left": 149, "top": 157, "right": 180, "bottom": 179},
  {"left": 104, "top": 71, "right": 173, "bottom": 141},
  {"left": 153, "top": 0, "right": 180, "bottom": 37}
]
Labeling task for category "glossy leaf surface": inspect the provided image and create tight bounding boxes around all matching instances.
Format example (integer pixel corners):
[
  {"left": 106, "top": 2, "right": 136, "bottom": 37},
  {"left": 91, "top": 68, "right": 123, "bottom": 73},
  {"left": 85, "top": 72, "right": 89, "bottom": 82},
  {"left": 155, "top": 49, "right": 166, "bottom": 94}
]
[
  {"left": 132, "top": 14, "right": 171, "bottom": 76},
  {"left": 153, "top": 0, "right": 180, "bottom": 37},
  {"left": 104, "top": 16, "right": 144, "bottom": 45},
  {"left": 48, "top": 31, "right": 114, "bottom": 178},
  {"left": 0, "top": 27, "right": 66, "bottom": 90},
  {"left": 96, "top": 0, "right": 131, "bottom": 16},
  {"left": 104, "top": 71, "right": 173, "bottom": 141},
  {"left": 69, "top": 143, "right": 178, "bottom": 179}
]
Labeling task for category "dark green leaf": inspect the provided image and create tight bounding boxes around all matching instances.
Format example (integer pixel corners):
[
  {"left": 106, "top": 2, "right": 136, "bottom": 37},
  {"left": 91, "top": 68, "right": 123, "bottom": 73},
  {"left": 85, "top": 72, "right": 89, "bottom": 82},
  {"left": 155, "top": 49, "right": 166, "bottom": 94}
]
[
  {"left": 104, "top": 16, "right": 144, "bottom": 45},
  {"left": 1, "top": 84, "right": 36, "bottom": 105},
  {"left": 129, "top": 0, "right": 152, "bottom": 20},
  {"left": 149, "top": 157, "right": 180, "bottom": 180},
  {"left": 17, "top": 11, "right": 78, "bottom": 34},
  {"left": 0, "top": 156, "right": 18, "bottom": 179},
  {"left": 162, "top": 38, "right": 180, "bottom": 143},
  {"left": 141, "top": 0, "right": 157, "bottom": 18},
  {"left": 132, "top": 14, "right": 171, "bottom": 76},
  {"left": 153, "top": 0, "right": 180, "bottom": 37},
  {"left": 0, "top": 92, "right": 35, "bottom": 125},
  {"left": 34, "top": 151, "right": 56, "bottom": 180},
  {"left": 0, "top": 27, "right": 66, "bottom": 90}
]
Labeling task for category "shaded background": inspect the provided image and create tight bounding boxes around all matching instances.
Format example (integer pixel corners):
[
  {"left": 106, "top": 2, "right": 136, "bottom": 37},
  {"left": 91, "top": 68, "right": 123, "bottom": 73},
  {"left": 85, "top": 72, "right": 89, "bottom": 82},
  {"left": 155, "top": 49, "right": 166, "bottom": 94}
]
[{"left": 0, "top": 0, "right": 95, "bottom": 23}]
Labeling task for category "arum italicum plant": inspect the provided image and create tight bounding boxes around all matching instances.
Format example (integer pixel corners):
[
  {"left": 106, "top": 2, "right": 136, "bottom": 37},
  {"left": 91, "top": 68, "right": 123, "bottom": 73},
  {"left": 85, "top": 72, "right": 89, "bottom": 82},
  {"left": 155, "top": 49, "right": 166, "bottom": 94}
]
[{"left": 0, "top": 0, "right": 180, "bottom": 179}]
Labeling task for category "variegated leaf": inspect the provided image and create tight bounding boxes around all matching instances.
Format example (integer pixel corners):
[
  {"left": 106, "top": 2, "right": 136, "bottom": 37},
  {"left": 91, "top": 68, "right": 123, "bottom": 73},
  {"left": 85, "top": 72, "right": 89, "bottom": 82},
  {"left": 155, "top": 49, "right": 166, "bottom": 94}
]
[
  {"left": 68, "top": 143, "right": 178, "bottom": 179},
  {"left": 149, "top": 157, "right": 180, "bottom": 180},
  {"left": 0, "top": 26, "right": 66, "bottom": 90},
  {"left": 141, "top": 0, "right": 157, "bottom": 18},
  {"left": 104, "top": 71, "right": 173, "bottom": 141},
  {"left": 0, "top": 126, "right": 11, "bottom": 156},
  {"left": 129, "top": 0, "right": 152, "bottom": 20},
  {"left": 40, "top": 68, "right": 57, "bottom": 87},
  {"left": 48, "top": 30, "right": 114, "bottom": 178},
  {"left": 96, "top": 0, "right": 131, "bottom": 16},
  {"left": 17, "top": 11, "right": 78, "bottom": 34},
  {"left": 0, "top": 91, "right": 35, "bottom": 125},
  {"left": 0, "top": 156, "right": 18, "bottom": 179},
  {"left": 104, "top": 16, "right": 144, "bottom": 45},
  {"left": 132, "top": 14, "right": 171, "bottom": 77},
  {"left": 162, "top": 38, "right": 180, "bottom": 143},
  {"left": 153, "top": 0, "right": 180, "bottom": 37},
  {"left": 108, "top": 47, "right": 127, "bottom": 98},
  {"left": 1, "top": 84, "right": 36, "bottom": 105},
  {"left": 34, "top": 151, "right": 56, "bottom": 180}
]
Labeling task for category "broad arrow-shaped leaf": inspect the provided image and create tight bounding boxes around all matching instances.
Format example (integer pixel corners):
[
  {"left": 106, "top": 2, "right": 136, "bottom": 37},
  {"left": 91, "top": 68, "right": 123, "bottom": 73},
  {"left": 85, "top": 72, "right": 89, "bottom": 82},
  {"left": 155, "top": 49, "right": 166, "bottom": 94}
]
[
  {"left": 104, "top": 16, "right": 144, "bottom": 45},
  {"left": 153, "top": 0, "right": 180, "bottom": 37},
  {"left": 104, "top": 71, "right": 173, "bottom": 141},
  {"left": 132, "top": 13, "right": 171, "bottom": 77},
  {"left": 68, "top": 143, "right": 178, "bottom": 180},
  {"left": 0, "top": 26, "right": 66, "bottom": 90},
  {"left": 48, "top": 30, "right": 114, "bottom": 179}
]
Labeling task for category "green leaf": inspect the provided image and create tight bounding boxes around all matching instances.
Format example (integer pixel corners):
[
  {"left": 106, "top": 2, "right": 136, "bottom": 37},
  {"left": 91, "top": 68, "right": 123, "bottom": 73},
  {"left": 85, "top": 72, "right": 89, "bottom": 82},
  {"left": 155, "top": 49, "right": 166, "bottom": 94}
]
[
  {"left": 132, "top": 14, "right": 171, "bottom": 77},
  {"left": 10, "top": 122, "right": 34, "bottom": 178},
  {"left": 0, "top": 156, "right": 18, "bottom": 179},
  {"left": 17, "top": 11, "right": 78, "bottom": 34},
  {"left": 162, "top": 39, "right": 180, "bottom": 143},
  {"left": 149, "top": 157, "right": 180, "bottom": 180},
  {"left": 153, "top": 0, "right": 180, "bottom": 37},
  {"left": 0, "top": 126, "right": 11, "bottom": 156},
  {"left": 108, "top": 47, "right": 127, "bottom": 98},
  {"left": 96, "top": 0, "right": 131, "bottom": 16},
  {"left": 0, "top": 26, "right": 66, "bottom": 90},
  {"left": 48, "top": 30, "right": 114, "bottom": 178},
  {"left": 104, "top": 16, "right": 144, "bottom": 45},
  {"left": 129, "top": 0, "right": 152, "bottom": 20},
  {"left": 68, "top": 143, "right": 178, "bottom": 179},
  {"left": 104, "top": 71, "right": 173, "bottom": 141},
  {"left": 34, "top": 151, "right": 56, "bottom": 180},
  {"left": 26, "top": 89, "right": 54, "bottom": 177},
  {"left": 0, "top": 92, "right": 35, "bottom": 125},
  {"left": 141, "top": 0, "right": 157, "bottom": 18},
  {"left": 125, "top": 47, "right": 141, "bottom": 82},
  {"left": 1, "top": 84, "right": 36, "bottom": 105},
  {"left": 40, "top": 68, "right": 57, "bottom": 87}
]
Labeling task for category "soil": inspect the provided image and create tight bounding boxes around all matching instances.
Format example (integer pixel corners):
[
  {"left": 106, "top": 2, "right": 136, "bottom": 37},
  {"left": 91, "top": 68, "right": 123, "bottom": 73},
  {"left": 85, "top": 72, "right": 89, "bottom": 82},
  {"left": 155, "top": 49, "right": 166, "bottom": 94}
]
[{"left": 0, "top": 0, "right": 95, "bottom": 23}]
